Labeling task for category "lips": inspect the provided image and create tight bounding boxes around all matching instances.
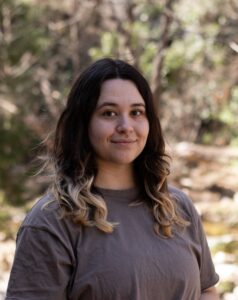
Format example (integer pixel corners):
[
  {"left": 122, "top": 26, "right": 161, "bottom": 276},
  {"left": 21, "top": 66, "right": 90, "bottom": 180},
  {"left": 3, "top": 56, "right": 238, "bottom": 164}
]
[{"left": 111, "top": 139, "right": 136, "bottom": 143}]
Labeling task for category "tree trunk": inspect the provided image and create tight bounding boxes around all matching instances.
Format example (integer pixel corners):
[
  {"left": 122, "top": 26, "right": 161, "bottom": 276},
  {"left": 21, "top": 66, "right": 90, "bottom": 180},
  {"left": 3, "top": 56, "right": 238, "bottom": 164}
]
[{"left": 151, "top": 0, "right": 176, "bottom": 113}]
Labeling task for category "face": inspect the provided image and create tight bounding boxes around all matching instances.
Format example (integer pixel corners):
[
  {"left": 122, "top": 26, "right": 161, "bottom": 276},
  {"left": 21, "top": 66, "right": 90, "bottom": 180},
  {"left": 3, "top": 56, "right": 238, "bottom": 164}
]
[{"left": 88, "top": 79, "right": 149, "bottom": 169}]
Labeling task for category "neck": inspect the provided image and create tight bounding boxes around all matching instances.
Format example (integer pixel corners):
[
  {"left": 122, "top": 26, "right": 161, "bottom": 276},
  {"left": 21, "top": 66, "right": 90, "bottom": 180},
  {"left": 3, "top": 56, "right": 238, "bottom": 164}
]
[{"left": 94, "top": 162, "right": 135, "bottom": 190}]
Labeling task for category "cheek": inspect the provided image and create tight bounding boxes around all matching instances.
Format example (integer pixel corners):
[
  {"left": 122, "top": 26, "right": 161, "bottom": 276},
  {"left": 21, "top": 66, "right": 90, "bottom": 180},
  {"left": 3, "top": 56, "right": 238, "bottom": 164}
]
[
  {"left": 89, "top": 128, "right": 100, "bottom": 148},
  {"left": 89, "top": 120, "right": 111, "bottom": 144},
  {"left": 138, "top": 120, "right": 149, "bottom": 139}
]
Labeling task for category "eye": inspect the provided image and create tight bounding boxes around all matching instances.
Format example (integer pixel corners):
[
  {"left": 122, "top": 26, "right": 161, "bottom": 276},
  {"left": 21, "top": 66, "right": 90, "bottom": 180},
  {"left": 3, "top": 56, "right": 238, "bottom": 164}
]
[
  {"left": 131, "top": 109, "right": 145, "bottom": 117},
  {"left": 102, "top": 110, "right": 117, "bottom": 117}
]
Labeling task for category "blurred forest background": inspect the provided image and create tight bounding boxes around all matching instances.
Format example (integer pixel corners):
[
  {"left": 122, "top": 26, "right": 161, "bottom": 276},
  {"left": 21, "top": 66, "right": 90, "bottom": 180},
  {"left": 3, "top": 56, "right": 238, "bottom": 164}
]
[{"left": 0, "top": 0, "right": 238, "bottom": 299}]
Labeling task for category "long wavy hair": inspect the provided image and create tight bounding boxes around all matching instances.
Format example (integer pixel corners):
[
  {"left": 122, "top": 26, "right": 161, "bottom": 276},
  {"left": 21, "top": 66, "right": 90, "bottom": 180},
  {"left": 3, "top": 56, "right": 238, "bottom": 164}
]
[{"left": 45, "top": 58, "right": 188, "bottom": 237}]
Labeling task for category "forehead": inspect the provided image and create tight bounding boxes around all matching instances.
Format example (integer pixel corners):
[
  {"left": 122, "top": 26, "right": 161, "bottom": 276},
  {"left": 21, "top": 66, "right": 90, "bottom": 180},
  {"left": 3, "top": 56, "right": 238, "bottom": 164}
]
[{"left": 97, "top": 79, "right": 145, "bottom": 105}]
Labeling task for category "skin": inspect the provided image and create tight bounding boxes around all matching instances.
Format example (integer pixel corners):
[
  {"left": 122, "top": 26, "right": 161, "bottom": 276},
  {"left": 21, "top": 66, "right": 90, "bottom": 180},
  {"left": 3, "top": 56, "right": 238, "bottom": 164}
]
[
  {"left": 88, "top": 79, "right": 219, "bottom": 298},
  {"left": 200, "top": 286, "right": 220, "bottom": 299},
  {"left": 88, "top": 78, "right": 149, "bottom": 189}
]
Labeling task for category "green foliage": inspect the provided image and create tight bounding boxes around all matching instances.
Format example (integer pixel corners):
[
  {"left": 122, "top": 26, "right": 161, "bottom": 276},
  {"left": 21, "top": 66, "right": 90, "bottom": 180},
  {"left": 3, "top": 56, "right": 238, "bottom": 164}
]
[
  {"left": 89, "top": 2, "right": 163, "bottom": 80},
  {"left": 89, "top": 32, "right": 120, "bottom": 59},
  {"left": 219, "top": 87, "right": 238, "bottom": 124},
  {"left": 0, "top": 114, "right": 38, "bottom": 205},
  {"left": 0, "top": 0, "right": 55, "bottom": 205},
  {"left": 1, "top": 1, "right": 49, "bottom": 64},
  {"left": 139, "top": 42, "right": 157, "bottom": 79},
  {"left": 217, "top": 281, "right": 236, "bottom": 295},
  {"left": 217, "top": 87, "right": 238, "bottom": 146}
]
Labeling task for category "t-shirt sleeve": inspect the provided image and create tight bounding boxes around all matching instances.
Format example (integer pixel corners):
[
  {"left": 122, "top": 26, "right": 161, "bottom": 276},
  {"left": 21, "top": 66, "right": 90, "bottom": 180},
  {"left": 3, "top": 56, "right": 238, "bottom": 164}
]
[
  {"left": 195, "top": 213, "right": 219, "bottom": 291},
  {"left": 5, "top": 225, "right": 73, "bottom": 300},
  {"left": 6, "top": 195, "right": 78, "bottom": 300},
  {"left": 171, "top": 187, "right": 219, "bottom": 291}
]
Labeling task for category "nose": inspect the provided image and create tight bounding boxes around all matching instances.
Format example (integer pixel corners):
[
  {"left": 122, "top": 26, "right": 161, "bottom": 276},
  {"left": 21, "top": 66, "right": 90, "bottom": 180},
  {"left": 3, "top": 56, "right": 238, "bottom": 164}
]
[{"left": 116, "top": 116, "right": 133, "bottom": 133}]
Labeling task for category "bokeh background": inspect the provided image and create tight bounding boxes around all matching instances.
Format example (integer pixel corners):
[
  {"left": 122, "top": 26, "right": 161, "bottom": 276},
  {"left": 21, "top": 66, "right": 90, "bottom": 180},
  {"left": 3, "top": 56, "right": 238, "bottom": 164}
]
[{"left": 0, "top": 0, "right": 238, "bottom": 299}]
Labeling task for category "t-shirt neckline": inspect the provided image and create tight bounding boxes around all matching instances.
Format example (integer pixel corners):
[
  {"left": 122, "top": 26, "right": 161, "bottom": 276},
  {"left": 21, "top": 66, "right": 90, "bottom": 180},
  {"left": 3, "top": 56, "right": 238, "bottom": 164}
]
[{"left": 92, "top": 186, "right": 140, "bottom": 202}]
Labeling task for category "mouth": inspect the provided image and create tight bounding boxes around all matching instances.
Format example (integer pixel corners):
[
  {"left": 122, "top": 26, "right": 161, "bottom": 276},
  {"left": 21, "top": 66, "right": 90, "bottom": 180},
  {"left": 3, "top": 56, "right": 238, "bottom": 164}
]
[{"left": 111, "top": 140, "right": 136, "bottom": 144}]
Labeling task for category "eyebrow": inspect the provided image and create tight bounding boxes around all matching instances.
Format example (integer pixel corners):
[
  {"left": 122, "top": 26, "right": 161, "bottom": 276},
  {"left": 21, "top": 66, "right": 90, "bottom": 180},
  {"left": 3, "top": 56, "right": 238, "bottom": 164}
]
[{"left": 97, "top": 102, "right": 145, "bottom": 109}]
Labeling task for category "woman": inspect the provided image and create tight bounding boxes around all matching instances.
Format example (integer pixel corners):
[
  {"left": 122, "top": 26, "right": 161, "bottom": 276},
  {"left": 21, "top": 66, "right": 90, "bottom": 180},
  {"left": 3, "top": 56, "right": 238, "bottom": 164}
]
[{"left": 6, "top": 58, "right": 219, "bottom": 299}]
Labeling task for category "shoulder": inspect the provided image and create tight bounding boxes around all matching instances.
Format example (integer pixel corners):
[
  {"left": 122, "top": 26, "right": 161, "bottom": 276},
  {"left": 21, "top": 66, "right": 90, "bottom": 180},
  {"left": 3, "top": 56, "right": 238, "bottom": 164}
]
[
  {"left": 22, "top": 193, "right": 61, "bottom": 228},
  {"left": 168, "top": 184, "right": 192, "bottom": 207},
  {"left": 19, "top": 193, "right": 80, "bottom": 242},
  {"left": 168, "top": 185, "right": 199, "bottom": 224}
]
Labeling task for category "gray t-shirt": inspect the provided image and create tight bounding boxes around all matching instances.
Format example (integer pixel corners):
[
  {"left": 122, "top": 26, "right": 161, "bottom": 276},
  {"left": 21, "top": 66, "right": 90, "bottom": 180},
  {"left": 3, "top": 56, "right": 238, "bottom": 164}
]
[{"left": 6, "top": 186, "right": 219, "bottom": 300}]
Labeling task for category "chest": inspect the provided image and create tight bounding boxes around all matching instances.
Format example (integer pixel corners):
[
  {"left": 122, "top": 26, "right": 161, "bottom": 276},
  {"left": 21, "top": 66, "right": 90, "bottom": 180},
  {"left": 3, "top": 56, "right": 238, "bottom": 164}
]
[{"left": 69, "top": 205, "right": 202, "bottom": 300}]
